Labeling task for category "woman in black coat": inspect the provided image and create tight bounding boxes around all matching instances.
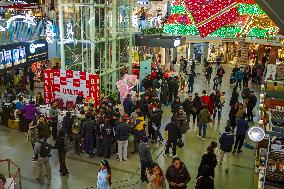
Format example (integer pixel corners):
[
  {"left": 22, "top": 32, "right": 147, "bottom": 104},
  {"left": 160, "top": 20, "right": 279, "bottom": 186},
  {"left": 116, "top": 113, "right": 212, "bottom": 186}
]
[
  {"left": 197, "top": 146, "right": 217, "bottom": 178},
  {"left": 54, "top": 129, "right": 69, "bottom": 176},
  {"left": 195, "top": 165, "right": 214, "bottom": 189},
  {"left": 229, "top": 86, "right": 239, "bottom": 106}
]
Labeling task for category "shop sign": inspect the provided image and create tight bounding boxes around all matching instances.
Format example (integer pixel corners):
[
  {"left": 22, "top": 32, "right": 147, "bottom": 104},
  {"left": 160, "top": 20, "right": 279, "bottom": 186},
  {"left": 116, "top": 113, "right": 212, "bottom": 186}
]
[
  {"left": 245, "top": 37, "right": 284, "bottom": 47},
  {"left": 276, "top": 106, "right": 284, "bottom": 111},
  {"left": 43, "top": 69, "right": 100, "bottom": 106},
  {"left": 265, "top": 64, "right": 277, "bottom": 80},
  {"left": 136, "top": 0, "right": 151, "bottom": 7}
]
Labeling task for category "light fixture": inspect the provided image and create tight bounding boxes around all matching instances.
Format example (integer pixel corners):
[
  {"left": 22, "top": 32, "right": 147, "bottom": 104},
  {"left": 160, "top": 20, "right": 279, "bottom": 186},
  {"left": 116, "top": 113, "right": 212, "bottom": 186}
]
[
  {"left": 248, "top": 126, "right": 265, "bottom": 142},
  {"left": 174, "top": 39, "right": 181, "bottom": 47}
]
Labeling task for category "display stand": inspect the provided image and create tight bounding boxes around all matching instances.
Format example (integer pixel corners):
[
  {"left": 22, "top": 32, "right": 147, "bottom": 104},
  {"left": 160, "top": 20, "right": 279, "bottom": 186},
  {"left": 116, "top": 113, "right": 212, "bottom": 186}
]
[{"left": 0, "top": 159, "right": 22, "bottom": 189}]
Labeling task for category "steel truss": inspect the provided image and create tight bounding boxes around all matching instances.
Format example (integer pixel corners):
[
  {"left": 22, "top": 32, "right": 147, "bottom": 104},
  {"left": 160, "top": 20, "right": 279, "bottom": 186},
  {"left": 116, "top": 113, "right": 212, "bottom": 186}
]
[{"left": 58, "top": 0, "right": 133, "bottom": 95}]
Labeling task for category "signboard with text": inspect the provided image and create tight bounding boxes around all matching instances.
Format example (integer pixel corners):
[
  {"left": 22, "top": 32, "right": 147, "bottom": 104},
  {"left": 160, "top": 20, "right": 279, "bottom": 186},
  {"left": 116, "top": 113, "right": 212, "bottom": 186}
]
[{"left": 43, "top": 69, "right": 100, "bottom": 106}]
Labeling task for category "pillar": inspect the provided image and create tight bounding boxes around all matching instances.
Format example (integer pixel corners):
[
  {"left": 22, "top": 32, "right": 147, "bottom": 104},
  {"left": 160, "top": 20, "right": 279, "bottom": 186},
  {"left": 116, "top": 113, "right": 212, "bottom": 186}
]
[{"left": 58, "top": 0, "right": 65, "bottom": 68}]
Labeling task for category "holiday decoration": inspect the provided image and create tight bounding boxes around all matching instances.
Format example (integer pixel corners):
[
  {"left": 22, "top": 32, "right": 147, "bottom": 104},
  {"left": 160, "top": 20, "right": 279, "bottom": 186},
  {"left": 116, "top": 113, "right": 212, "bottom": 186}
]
[
  {"left": 164, "top": 0, "right": 279, "bottom": 38},
  {"left": 43, "top": 69, "right": 100, "bottom": 106},
  {"left": 116, "top": 74, "right": 139, "bottom": 101}
]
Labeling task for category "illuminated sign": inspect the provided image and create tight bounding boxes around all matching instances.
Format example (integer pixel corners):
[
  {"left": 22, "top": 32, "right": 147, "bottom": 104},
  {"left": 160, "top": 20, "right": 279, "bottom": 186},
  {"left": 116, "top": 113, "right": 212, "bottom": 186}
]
[
  {"left": 0, "top": 14, "right": 36, "bottom": 32},
  {"left": 46, "top": 21, "right": 56, "bottom": 43},
  {"left": 30, "top": 43, "right": 46, "bottom": 54}
]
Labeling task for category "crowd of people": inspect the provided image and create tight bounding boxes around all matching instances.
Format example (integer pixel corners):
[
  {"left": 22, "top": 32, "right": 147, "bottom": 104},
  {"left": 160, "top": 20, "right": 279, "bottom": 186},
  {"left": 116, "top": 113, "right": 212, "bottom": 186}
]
[{"left": 0, "top": 55, "right": 262, "bottom": 189}]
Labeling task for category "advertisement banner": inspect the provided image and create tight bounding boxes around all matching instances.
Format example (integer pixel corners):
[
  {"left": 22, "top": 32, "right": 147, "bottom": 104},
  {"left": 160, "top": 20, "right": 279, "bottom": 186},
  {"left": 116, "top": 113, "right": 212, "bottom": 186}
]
[
  {"left": 43, "top": 69, "right": 100, "bottom": 106},
  {"left": 265, "top": 64, "right": 277, "bottom": 81}
]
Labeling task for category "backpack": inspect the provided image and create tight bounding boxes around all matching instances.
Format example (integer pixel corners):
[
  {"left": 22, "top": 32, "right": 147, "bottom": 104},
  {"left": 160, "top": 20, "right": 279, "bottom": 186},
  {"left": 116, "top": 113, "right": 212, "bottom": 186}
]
[{"left": 40, "top": 140, "right": 51, "bottom": 157}]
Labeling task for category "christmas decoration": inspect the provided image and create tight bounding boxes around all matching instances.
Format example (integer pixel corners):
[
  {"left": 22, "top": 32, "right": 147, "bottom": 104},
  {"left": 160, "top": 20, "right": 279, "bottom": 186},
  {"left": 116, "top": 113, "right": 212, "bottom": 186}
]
[{"left": 164, "top": 0, "right": 279, "bottom": 38}]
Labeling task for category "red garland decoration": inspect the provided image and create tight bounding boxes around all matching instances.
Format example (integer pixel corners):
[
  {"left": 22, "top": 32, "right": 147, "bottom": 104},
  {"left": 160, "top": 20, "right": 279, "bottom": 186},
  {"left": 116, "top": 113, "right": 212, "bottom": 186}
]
[
  {"left": 197, "top": 6, "right": 239, "bottom": 37},
  {"left": 236, "top": 0, "right": 255, "bottom": 4},
  {"left": 184, "top": 0, "right": 209, "bottom": 11},
  {"left": 165, "top": 14, "right": 192, "bottom": 25},
  {"left": 190, "top": 0, "right": 237, "bottom": 24}
]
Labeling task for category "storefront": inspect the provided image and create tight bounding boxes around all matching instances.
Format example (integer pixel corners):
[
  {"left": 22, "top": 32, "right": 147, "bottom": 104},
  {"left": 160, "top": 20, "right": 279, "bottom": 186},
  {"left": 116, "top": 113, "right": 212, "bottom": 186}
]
[
  {"left": 133, "top": 0, "right": 168, "bottom": 30},
  {"left": 0, "top": 39, "right": 48, "bottom": 73}
]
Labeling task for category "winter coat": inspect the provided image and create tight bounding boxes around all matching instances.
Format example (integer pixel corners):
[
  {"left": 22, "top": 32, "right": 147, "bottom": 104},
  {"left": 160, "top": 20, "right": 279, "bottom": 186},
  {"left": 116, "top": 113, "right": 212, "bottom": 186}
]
[
  {"left": 116, "top": 123, "right": 132, "bottom": 141},
  {"left": 149, "top": 109, "right": 163, "bottom": 126},
  {"left": 198, "top": 109, "right": 210, "bottom": 124},
  {"left": 200, "top": 95, "right": 210, "bottom": 106},
  {"left": 82, "top": 119, "right": 96, "bottom": 136},
  {"left": 54, "top": 136, "right": 66, "bottom": 153},
  {"left": 165, "top": 122, "right": 181, "bottom": 141},
  {"left": 197, "top": 153, "right": 217, "bottom": 178},
  {"left": 235, "top": 70, "right": 244, "bottom": 81},
  {"left": 195, "top": 176, "right": 214, "bottom": 189},
  {"left": 171, "top": 101, "right": 182, "bottom": 114},
  {"left": 219, "top": 132, "right": 234, "bottom": 152},
  {"left": 229, "top": 91, "right": 239, "bottom": 106},
  {"left": 97, "top": 169, "right": 110, "bottom": 189},
  {"left": 236, "top": 118, "right": 249, "bottom": 136},
  {"left": 138, "top": 142, "right": 153, "bottom": 162},
  {"left": 22, "top": 103, "right": 39, "bottom": 120},
  {"left": 182, "top": 99, "right": 193, "bottom": 114},
  {"left": 27, "top": 127, "right": 39, "bottom": 144},
  {"left": 37, "top": 122, "right": 51, "bottom": 139},
  {"left": 147, "top": 172, "right": 166, "bottom": 189},
  {"left": 160, "top": 81, "right": 169, "bottom": 104},
  {"left": 247, "top": 94, "right": 257, "bottom": 109},
  {"left": 62, "top": 117, "right": 73, "bottom": 135},
  {"left": 49, "top": 107, "right": 59, "bottom": 123},
  {"left": 123, "top": 98, "right": 134, "bottom": 116},
  {"left": 166, "top": 163, "right": 191, "bottom": 189}
]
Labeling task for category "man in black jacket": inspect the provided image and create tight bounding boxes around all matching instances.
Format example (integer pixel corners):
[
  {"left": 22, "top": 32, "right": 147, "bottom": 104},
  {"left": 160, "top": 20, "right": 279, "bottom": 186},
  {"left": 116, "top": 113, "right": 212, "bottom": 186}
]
[
  {"left": 116, "top": 117, "right": 132, "bottom": 161},
  {"left": 81, "top": 112, "right": 96, "bottom": 157},
  {"left": 102, "top": 117, "right": 113, "bottom": 158},
  {"left": 166, "top": 157, "right": 191, "bottom": 189},
  {"left": 219, "top": 126, "right": 234, "bottom": 174},
  {"left": 165, "top": 117, "right": 182, "bottom": 157},
  {"left": 138, "top": 136, "right": 153, "bottom": 182},
  {"left": 183, "top": 95, "right": 193, "bottom": 120},
  {"left": 148, "top": 104, "right": 163, "bottom": 143},
  {"left": 247, "top": 91, "right": 257, "bottom": 122}
]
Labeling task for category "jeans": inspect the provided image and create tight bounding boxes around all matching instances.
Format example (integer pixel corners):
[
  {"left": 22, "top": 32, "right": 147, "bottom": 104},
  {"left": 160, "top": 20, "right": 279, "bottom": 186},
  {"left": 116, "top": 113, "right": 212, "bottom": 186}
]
[
  {"left": 213, "top": 108, "right": 222, "bottom": 120},
  {"left": 85, "top": 135, "right": 95, "bottom": 155},
  {"left": 96, "top": 135, "right": 104, "bottom": 156},
  {"left": 58, "top": 152, "right": 68, "bottom": 174},
  {"left": 236, "top": 80, "right": 242, "bottom": 89},
  {"left": 140, "top": 161, "right": 151, "bottom": 181},
  {"left": 37, "top": 157, "right": 51, "bottom": 180},
  {"left": 165, "top": 139, "right": 177, "bottom": 156},
  {"left": 118, "top": 140, "right": 128, "bottom": 160},
  {"left": 234, "top": 134, "right": 246, "bottom": 151},
  {"left": 103, "top": 136, "right": 112, "bottom": 158},
  {"left": 247, "top": 107, "right": 254, "bottom": 122},
  {"left": 188, "top": 83, "right": 194, "bottom": 93},
  {"left": 219, "top": 151, "right": 230, "bottom": 170},
  {"left": 199, "top": 123, "right": 207, "bottom": 138}
]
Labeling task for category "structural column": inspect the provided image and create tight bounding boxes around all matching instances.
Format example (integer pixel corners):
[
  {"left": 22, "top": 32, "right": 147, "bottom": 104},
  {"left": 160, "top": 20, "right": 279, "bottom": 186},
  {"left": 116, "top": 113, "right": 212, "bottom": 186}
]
[
  {"left": 111, "top": 0, "right": 117, "bottom": 92},
  {"left": 58, "top": 0, "right": 65, "bottom": 68},
  {"left": 128, "top": 0, "right": 133, "bottom": 74},
  {"left": 90, "top": 0, "right": 95, "bottom": 73}
]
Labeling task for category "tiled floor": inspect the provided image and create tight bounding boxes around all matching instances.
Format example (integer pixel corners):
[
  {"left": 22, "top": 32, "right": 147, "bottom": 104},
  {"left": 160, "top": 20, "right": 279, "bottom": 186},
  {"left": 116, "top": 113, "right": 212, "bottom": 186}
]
[{"left": 0, "top": 65, "right": 259, "bottom": 189}]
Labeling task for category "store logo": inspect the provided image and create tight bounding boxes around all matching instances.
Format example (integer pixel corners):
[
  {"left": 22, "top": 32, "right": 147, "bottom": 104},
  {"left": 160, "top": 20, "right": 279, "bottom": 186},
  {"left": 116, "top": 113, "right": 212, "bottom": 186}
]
[{"left": 30, "top": 43, "right": 46, "bottom": 54}]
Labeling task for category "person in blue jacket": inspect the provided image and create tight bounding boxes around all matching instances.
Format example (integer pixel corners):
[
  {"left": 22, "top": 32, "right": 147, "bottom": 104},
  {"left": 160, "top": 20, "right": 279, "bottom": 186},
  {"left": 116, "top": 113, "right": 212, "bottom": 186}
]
[
  {"left": 97, "top": 159, "right": 111, "bottom": 189},
  {"left": 219, "top": 126, "right": 234, "bottom": 174},
  {"left": 233, "top": 114, "right": 249, "bottom": 153},
  {"left": 123, "top": 94, "right": 134, "bottom": 116},
  {"left": 234, "top": 69, "right": 244, "bottom": 89}
]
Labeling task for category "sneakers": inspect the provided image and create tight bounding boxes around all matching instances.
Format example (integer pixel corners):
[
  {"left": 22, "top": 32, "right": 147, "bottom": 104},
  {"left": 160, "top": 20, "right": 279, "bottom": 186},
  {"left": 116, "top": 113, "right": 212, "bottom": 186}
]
[
  {"left": 196, "top": 135, "right": 202, "bottom": 138},
  {"left": 173, "top": 155, "right": 178, "bottom": 158},
  {"left": 117, "top": 157, "right": 122, "bottom": 161},
  {"left": 202, "top": 138, "right": 205, "bottom": 141},
  {"left": 32, "top": 158, "right": 38, "bottom": 162}
]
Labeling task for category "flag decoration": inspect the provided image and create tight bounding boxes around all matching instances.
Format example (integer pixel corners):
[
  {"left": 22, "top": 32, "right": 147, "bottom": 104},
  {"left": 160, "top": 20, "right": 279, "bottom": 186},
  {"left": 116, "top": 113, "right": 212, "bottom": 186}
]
[{"left": 163, "top": 0, "right": 279, "bottom": 38}]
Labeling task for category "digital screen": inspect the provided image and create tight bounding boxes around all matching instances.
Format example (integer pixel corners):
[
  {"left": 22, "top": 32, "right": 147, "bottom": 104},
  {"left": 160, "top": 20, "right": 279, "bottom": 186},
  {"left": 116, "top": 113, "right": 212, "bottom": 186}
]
[
  {"left": 13, "top": 48, "right": 20, "bottom": 65},
  {"left": 0, "top": 52, "right": 4, "bottom": 69},
  {"left": 19, "top": 47, "right": 26, "bottom": 64},
  {"left": 4, "top": 50, "right": 12, "bottom": 67}
]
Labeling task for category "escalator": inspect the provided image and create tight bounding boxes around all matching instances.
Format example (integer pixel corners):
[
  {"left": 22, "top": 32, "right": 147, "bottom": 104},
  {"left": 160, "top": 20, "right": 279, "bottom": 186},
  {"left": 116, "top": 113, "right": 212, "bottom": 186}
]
[{"left": 255, "top": 0, "right": 284, "bottom": 33}]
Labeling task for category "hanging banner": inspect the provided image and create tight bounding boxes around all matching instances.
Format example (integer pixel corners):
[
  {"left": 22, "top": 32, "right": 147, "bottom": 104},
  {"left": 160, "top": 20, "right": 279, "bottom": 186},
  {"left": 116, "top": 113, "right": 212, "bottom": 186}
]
[
  {"left": 43, "top": 69, "right": 100, "bottom": 106},
  {"left": 139, "top": 59, "right": 152, "bottom": 82},
  {"left": 265, "top": 64, "right": 277, "bottom": 81}
]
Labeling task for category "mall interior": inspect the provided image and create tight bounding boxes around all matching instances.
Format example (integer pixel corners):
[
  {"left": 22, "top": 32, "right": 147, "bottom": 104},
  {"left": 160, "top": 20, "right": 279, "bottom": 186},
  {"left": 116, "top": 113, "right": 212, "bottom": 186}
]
[{"left": 0, "top": 0, "right": 284, "bottom": 189}]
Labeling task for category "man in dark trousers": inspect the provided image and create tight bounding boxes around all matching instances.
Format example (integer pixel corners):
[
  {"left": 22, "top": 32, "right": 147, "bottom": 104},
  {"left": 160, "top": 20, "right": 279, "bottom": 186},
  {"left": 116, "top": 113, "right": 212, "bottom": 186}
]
[
  {"left": 148, "top": 104, "right": 163, "bottom": 143},
  {"left": 138, "top": 136, "right": 153, "bottom": 182},
  {"left": 233, "top": 115, "right": 249, "bottom": 153},
  {"left": 28, "top": 68, "right": 35, "bottom": 92},
  {"left": 102, "top": 117, "right": 113, "bottom": 158},
  {"left": 219, "top": 126, "right": 234, "bottom": 174},
  {"left": 164, "top": 117, "right": 182, "bottom": 157},
  {"left": 247, "top": 91, "right": 257, "bottom": 122},
  {"left": 166, "top": 157, "right": 191, "bottom": 189},
  {"left": 81, "top": 112, "right": 96, "bottom": 157}
]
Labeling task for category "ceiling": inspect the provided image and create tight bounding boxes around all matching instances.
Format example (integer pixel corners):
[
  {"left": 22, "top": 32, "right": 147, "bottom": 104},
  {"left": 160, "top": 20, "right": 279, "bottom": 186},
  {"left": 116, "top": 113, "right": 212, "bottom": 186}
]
[{"left": 255, "top": 0, "right": 284, "bottom": 33}]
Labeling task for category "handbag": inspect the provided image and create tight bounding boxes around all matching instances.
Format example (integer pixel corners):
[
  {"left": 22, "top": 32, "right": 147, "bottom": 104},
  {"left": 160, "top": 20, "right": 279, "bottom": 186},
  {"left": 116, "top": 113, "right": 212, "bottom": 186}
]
[{"left": 177, "top": 138, "right": 184, "bottom": 148}]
